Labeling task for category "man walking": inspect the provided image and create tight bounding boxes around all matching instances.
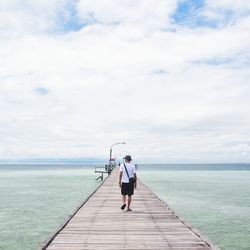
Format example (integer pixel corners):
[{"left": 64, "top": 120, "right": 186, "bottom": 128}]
[{"left": 119, "top": 155, "right": 137, "bottom": 211}]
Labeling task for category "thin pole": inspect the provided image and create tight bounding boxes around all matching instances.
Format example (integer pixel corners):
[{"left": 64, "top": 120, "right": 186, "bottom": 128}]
[{"left": 109, "top": 148, "right": 112, "bottom": 165}]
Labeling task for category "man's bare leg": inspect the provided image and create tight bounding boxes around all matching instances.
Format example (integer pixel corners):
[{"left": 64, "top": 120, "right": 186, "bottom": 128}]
[
  {"left": 121, "top": 195, "right": 126, "bottom": 210},
  {"left": 122, "top": 195, "right": 126, "bottom": 204},
  {"left": 127, "top": 196, "right": 132, "bottom": 210}
]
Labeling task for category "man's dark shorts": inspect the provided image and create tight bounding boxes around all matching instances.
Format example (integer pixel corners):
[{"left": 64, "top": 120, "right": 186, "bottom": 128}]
[{"left": 121, "top": 182, "right": 134, "bottom": 196}]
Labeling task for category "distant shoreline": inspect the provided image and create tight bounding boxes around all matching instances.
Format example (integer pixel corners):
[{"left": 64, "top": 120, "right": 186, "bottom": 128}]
[{"left": 1, "top": 162, "right": 250, "bottom": 165}]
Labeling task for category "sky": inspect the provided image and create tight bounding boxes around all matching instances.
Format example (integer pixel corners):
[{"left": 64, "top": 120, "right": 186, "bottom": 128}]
[{"left": 1, "top": 0, "right": 250, "bottom": 163}]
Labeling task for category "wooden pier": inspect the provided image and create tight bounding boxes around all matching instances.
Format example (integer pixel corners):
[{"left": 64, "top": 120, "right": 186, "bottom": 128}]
[{"left": 40, "top": 169, "right": 219, "bottom": 250}]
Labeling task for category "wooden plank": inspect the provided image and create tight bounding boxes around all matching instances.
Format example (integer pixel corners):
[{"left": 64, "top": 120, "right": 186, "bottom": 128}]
[{"left": 40, "top": 169, "right": 220, "bottom": 250}]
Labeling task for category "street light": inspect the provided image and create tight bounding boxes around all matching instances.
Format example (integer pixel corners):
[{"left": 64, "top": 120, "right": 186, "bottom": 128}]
[{"left": 109, "top": 142, "right": 126, "bottom": 165}]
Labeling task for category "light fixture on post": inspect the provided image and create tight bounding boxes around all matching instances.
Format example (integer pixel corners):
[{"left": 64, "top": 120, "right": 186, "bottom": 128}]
[{"left": 109, "top": 142, "right": 126, "bottom": 165}]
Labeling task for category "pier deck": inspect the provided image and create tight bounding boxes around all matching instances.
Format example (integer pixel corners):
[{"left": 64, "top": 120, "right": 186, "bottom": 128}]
[{"left": 41, "top": 169, "right": 219, "bottom": 250}]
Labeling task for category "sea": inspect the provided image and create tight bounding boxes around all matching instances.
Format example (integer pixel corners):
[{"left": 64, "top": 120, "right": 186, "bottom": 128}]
[{"left": 0, "top": 164, "right": 249, "bottom": 250}]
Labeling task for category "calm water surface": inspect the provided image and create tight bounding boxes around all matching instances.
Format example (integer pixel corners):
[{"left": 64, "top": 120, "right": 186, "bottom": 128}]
[
  {"left": 0, "top": 164, "right": 99, "bottom": 250},
  {"left": 139, "top": 164, "right": 250, "bottom": 250},
  {"left": 0, "top": 164, "right": 250, "bottom": 250}
]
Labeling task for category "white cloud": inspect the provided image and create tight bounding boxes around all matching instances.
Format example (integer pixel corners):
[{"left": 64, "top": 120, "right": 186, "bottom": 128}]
[
  {"left": 0, "top": 0, "right": 250, "bottom": 163},
  {"left": 202, "top": 0, "right": 250, "bottom": 29},
  {"left": 0, "top": 0, "right": 78, "bottom": 37},
  {"left": 76, "top": 0, "right": 177, "bottom": 28},
  {"left": 207, "top": 0, "right": 250, "bottom": 10}
]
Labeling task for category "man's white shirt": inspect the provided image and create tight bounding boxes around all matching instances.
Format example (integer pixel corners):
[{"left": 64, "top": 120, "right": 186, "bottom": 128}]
[{"left": 119, "top": 163, "right": 136, "bottom": 183}]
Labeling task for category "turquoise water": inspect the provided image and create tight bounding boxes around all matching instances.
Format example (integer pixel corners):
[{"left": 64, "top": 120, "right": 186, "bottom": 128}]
[
  {"left": 139, "top": 164, "right": 250, "bottom": 250},
  {"left": 0, "top": 164, "right": 250, "bottom": 250},
  {"left": 0, "top": 164, "right": 100, "bottom": 250}
]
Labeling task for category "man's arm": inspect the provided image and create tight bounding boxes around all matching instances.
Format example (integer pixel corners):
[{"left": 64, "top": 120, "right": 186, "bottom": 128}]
[
  {"left": 134, "top": 173, "right": 137, "bottom": 188},
  {"left": 119, "top": 171, "right": 122, "bottom": 188}
]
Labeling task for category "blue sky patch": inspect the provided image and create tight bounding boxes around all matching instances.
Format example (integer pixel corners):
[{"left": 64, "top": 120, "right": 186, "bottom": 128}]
[
  {"left": 207, "top": 58, "right": 233, "bottom": 65},
  {"left": 192, "top": 57, "right": 234, "bottom": 66},
  {"left": 34, "top": 87, "right": 49, "bottom": 95},
  {"left": 171, "top": 0, "right": 235, "bottom": 29},
  {"left": 172, "top": 0, "right": 205, "bottom": 26},
  {"left": 55, "top": 1, "right": 87, "bottom": 32}
]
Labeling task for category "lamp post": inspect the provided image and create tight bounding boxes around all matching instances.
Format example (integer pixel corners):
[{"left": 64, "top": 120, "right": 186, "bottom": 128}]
[{"left": 109, "top": 142, "right": 126, "bottom": 165}]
